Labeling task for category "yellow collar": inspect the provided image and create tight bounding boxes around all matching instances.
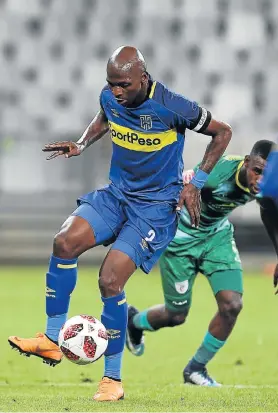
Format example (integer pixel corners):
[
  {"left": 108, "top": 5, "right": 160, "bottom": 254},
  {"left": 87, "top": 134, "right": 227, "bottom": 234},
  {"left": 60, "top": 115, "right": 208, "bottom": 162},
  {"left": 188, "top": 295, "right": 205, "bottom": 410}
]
[
  {"left": 149, "top": 81, "right": 157, "bottom": 99},
  {"left": 235, "top": 160, "right": 250, "bottom": 193}
]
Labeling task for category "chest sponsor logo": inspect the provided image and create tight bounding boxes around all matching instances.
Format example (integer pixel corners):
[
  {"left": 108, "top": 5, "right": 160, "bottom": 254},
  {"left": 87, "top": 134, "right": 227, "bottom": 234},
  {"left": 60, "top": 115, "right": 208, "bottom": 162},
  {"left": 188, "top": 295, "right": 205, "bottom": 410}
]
[
  {"left": 111, "top": 127, "right": 161, "bottom": 147},
  {"left": 108, "top": 121, "right": 177, "bottom": 152}
]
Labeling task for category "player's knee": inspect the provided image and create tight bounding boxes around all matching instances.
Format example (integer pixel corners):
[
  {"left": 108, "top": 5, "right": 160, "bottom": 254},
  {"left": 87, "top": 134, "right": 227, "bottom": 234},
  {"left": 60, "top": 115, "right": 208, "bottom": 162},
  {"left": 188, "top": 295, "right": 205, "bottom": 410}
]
[
  {"left": 53, "top": 232, "right": 76, "bottom": 259},
  {"left": 167, "top": 311, "right": 187, "bottom": 327},
  {"left": 98, "top": 267, "right": 119, "bottom": 297},
  {"left": 219, "top": 295, "right": 243, "bottom": 322}
]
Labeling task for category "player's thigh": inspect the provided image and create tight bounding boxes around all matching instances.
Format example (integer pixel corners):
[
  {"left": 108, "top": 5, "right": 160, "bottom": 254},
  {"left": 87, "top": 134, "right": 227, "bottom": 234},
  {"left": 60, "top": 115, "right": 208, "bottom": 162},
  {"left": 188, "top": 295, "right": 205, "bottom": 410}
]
[
  {"left": 99, "top": 225, "right": 145, "bottom": 296},
  {"left": 54, "top": 215, "right": 96, "bottom": 256},
  {"left": 72, "top": 186, "right": 126, "bottom": 246},
  {"left": 71, "top": 203, "right": 114, "bottom": 247},
  {"left": 159, "top": 245, "right": 198, "bottom": 314},
  {"left": 200, "top": 231, "right": 243, "bottom": 295}
]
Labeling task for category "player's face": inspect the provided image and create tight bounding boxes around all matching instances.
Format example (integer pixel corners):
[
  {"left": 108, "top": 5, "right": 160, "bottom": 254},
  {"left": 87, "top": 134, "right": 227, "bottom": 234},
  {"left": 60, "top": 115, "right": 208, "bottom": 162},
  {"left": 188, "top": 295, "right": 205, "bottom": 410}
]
[
  {"left": 106, "top": 65, "right": 148, "bottom": 107},
  {"left": 245, "top": 156, "right": 266, "bottom": 195}
]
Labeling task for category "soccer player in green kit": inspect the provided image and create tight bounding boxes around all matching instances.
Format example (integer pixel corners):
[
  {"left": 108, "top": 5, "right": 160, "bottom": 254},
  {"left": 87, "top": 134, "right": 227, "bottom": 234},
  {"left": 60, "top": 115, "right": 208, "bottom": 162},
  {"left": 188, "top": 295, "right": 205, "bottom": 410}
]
[{"left": 126, "top": 139, "right": 278, "bottom": 386}]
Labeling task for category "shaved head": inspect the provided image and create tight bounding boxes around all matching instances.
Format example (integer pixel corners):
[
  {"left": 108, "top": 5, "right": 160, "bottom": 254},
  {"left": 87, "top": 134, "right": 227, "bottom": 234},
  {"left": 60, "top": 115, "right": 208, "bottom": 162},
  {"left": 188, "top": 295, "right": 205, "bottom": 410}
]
[
  {"left": 241, "top": 139, "right": 276, "bottom": 195},
  {"left": 106, "top": 46, "right": 149, "bottom": 107},
  {"left": 108, "top": 46, "right": 147, "bottom": 74}
]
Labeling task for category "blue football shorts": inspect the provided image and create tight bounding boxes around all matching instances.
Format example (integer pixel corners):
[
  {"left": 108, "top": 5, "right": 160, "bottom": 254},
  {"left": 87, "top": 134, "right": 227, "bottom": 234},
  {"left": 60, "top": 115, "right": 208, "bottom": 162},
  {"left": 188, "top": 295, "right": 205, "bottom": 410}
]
[{"left": 72, "top": 184, "right": 179, "bottom": 273}]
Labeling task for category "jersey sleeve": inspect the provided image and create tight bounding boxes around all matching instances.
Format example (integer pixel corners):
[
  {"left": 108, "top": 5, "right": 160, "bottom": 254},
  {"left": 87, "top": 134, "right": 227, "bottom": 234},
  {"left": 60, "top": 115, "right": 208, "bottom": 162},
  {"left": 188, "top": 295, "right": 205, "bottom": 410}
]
[{"left": 159, "top": 86, "right": 212, "bottom": 133}]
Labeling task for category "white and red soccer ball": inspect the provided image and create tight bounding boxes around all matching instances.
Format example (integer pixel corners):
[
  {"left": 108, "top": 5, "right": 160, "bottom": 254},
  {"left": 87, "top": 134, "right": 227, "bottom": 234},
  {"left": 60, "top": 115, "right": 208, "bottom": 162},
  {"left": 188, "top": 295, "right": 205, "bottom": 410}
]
[{"left": 58, "top": 315, "right": 108, "bottom": 365}]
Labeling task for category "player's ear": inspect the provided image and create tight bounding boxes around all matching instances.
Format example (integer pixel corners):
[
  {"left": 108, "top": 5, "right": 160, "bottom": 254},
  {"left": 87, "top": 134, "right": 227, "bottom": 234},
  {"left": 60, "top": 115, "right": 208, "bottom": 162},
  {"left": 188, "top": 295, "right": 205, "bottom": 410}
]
[
  {"left": 141, "top": 72, "right": 148, "bottom": 85},
  {"left": 244, "top": 155, "right": 250, "bottom": 166}
]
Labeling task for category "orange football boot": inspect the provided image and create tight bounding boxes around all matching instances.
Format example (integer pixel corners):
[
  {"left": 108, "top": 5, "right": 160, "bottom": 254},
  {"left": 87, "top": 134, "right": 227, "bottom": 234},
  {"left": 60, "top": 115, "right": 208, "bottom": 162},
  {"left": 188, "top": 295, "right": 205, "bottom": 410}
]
[
  {"left": 8, "top": 332, "right": 62, "bottom": 366},
  {"left": 93, "top": 377, "right": 124, "bottom": 401}
]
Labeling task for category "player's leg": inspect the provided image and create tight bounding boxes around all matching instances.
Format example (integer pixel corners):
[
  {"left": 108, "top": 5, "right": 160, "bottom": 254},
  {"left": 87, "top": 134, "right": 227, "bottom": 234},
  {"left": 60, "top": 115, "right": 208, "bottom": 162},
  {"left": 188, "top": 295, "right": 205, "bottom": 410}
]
[
  {"left": 8, "top": 189, "right": 122, "bottom": 366},
  {"left": 95, "top": 219, "right": 159, "bottom": 401},
  {"left": 126, "top": 242, "right": 196, "bottom": 356},
  {"left": 184, "top": 232, "right": 243, "bottom": 386},
  {"left": 8, "top": 213, "right": 97, "bottom": 365},
  {"left": 92, "top": 249, "right": 137, "bottom": 401},
  {"left": 45, "top": 214, "right": 97, "bottom": 342},
  {"left": 183, "top": 277, "right": 242, "bottom": 386},
  {"left": 93, "top": 201, "right": 179, "bottom": 401},
  {"left": 208, "top": 286, "right": 243, "bottom": 341}
]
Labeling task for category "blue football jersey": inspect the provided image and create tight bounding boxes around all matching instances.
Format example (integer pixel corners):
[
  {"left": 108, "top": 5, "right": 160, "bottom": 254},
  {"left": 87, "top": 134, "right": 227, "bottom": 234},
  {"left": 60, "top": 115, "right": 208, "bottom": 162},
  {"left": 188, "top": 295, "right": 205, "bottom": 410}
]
[
  {"left": 100, "top": 78, "right": 211, "bottom": 203},
  {"left": 260, "top": 150, "right": 278, "bottom": 201}
]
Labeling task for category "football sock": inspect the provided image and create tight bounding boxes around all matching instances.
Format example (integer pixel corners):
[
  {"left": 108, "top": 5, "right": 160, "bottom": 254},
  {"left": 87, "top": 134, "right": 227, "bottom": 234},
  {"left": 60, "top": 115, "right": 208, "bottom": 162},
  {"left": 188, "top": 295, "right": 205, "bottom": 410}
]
[
  {"left": 46, "top": 314, "right": 66, "bottom": 344},
  {"left": 133, "top": 309, "right": 154, "bottom": 331},
  {"left": 45, "top": 254, "right": 78, "bottom": 342},
  {"left": 104, "top": 353, "right": 123, "bottom": 381},
  {"left": 189, "top": 331, "right": 226, "bottom": 370},
  {"left": 101, "top": 291, "right": 127, "bottom": 380}
]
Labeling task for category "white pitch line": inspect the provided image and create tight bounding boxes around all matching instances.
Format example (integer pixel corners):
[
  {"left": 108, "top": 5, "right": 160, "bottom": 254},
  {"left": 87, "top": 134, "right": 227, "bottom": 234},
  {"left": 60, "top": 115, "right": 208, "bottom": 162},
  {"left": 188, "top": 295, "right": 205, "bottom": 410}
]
[
  {"left": 1, "top": 382, "right": 278, "bottom": 389},
  {"left": 0, "top": 382, "right": 92, "bottom": 387},
  {"left": 182, "top": 384, "right": 278, "bottom": 389},
  {"left": 223, "top": 384, "right": 278, "bottom": 389}
]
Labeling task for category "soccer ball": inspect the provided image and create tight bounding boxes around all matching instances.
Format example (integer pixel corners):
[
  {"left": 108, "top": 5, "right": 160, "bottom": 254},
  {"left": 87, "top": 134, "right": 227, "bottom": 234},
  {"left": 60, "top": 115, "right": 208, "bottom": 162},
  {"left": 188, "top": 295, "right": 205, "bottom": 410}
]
[{"left": 58, "top": 315, "right": 108, "bottom": 365}]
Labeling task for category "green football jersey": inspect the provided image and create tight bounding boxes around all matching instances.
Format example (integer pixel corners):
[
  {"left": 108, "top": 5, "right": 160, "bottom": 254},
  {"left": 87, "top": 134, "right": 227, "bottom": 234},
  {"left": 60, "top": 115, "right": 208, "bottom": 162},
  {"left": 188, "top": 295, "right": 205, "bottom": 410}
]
[{"left": 177, "top": 155, "right": 256, "bottom": 238}]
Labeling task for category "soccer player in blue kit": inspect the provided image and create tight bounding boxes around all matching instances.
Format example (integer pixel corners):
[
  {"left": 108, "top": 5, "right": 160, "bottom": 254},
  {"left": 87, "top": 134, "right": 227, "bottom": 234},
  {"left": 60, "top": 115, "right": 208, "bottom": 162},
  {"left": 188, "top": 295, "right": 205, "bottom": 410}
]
[
  {"left": 259, "top": 142, "right": 278, "bottom": 291},
  {"left": 8, "top": 46, "right": 232, "bottom": 401},
  {"left": 260, "top": 144, "right": 278, "bottom": 201}
]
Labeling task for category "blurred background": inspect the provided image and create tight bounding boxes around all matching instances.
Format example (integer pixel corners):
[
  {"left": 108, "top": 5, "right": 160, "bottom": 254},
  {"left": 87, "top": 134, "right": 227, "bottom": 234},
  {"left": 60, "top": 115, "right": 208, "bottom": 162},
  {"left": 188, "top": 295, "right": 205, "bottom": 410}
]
[{"left": 0, "top": 0, "right": 277, "bottom": 268}]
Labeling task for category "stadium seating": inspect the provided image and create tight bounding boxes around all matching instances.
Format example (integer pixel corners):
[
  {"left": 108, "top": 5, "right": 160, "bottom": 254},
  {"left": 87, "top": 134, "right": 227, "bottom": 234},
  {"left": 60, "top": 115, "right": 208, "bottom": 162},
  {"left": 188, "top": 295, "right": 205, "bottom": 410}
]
[{"left": 0, "top": 0, "right": 276, "bottom": 261}]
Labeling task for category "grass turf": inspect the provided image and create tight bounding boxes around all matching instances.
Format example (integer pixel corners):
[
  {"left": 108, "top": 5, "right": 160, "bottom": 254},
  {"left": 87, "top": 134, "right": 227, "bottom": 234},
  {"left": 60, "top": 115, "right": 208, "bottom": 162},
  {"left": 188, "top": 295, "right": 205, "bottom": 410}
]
[{"left": 0, "top": 266, "right": 277, "bottom": 411}]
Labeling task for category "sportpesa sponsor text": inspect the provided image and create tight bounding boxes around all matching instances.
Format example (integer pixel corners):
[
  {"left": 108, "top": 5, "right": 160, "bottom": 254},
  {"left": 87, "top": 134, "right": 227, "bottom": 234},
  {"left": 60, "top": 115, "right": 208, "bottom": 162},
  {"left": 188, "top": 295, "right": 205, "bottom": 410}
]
[
  {"left": 108, "top": 121, "right": 177, "bottom": 151},
  {"left": 110, "top": 127, "right": 161, "bottom": 146}
]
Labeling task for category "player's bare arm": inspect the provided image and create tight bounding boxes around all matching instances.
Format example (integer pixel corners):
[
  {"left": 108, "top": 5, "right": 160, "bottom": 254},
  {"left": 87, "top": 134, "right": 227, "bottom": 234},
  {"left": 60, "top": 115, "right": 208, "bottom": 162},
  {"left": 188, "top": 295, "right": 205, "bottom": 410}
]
[
  {"left": 177, "top": 119, "right": 232, "bottom": 227},
  {"left": 42, "top": 109, "right": 109, "bottom": 160},
  {"left": 259, "top": 197, "right": 278, "bottom": 293},
  {"left": 197, "top": 119, "right": 232, "bottom": 173}
]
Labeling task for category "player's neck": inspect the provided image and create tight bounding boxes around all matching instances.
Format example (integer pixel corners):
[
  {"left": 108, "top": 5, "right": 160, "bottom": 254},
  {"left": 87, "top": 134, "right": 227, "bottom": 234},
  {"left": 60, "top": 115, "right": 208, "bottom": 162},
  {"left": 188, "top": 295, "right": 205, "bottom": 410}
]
[
  {"left": 133, "top": 93, "right": 147, "bottom": 106},
  {"left": 129, "top": 79, "right": 151, "bottom": 107},
  {"left": 238, "top": 166, "right": 248, "bottom": 188}
]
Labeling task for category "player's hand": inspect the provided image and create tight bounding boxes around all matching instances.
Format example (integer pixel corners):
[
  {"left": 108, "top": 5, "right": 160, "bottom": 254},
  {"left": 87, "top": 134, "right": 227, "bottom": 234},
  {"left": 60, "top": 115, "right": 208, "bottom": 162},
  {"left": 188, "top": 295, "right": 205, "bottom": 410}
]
[
  {"left": 42, "top": 141, "right": 84, "bottom": 160},
  {"left": 273, "top": 263, "right": 278, "bottom": 294},
  {"left": 176, "top": 183, "right": 201, "bottom": 228}
]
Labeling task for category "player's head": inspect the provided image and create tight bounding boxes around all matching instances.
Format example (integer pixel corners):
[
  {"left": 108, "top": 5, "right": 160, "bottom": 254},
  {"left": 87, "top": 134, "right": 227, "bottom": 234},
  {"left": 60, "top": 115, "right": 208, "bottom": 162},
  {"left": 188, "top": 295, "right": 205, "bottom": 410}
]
[
  {"left": 244, "top": 139, "right": 275, "bottom": 194},
  {"left": 106, "top": 46, "right": 149, "bottom": 107}
]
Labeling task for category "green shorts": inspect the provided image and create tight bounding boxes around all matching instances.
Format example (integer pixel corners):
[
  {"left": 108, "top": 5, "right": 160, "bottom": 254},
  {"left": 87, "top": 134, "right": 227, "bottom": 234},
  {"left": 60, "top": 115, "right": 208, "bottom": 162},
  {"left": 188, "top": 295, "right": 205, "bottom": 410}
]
[{"left": 159, "top": 227, "right": 243, "bottom": 313}]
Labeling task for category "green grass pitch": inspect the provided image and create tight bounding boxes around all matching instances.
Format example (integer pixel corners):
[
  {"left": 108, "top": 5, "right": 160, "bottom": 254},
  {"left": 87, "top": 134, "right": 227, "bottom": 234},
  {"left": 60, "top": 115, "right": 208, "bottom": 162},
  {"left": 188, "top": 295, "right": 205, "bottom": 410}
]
[{"left": 0, "top": 266, "right": 278, "bottom": 412}]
